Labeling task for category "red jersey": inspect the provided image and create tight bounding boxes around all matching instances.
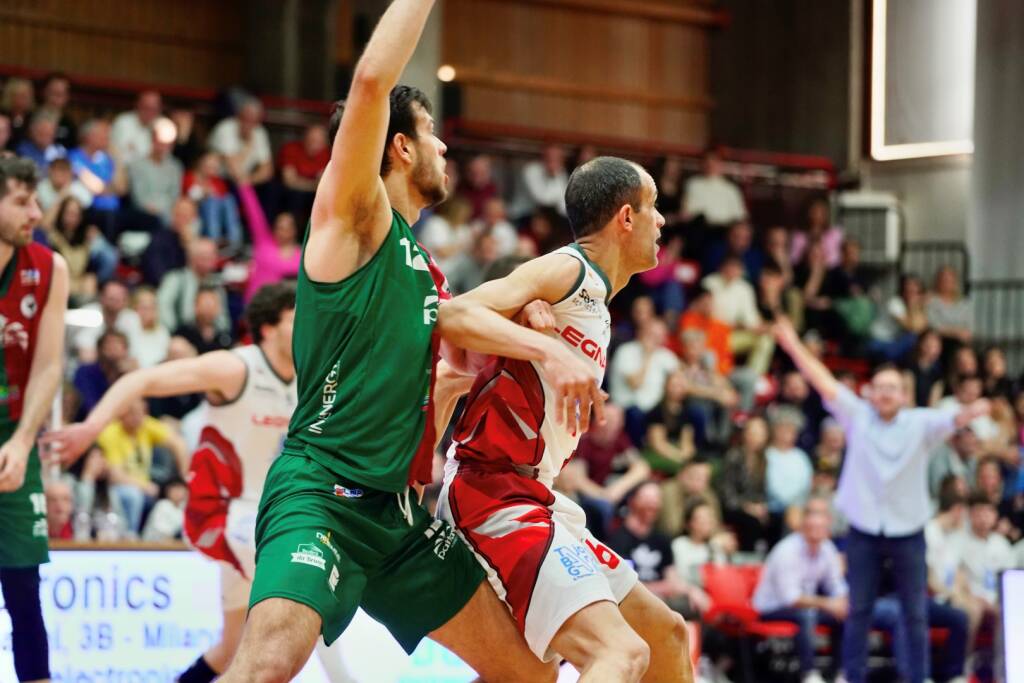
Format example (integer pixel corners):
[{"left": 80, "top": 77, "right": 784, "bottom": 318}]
[{"left": 0, "top": 242, "right": 54, "bottom": 426}]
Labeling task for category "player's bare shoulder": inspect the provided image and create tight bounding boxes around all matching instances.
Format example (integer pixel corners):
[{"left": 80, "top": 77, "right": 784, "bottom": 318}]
[{"left": 514, "top": 250, "right": 587, "bottom": 304}]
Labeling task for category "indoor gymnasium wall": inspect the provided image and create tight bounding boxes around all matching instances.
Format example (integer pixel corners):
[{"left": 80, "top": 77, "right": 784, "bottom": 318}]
[
  {"left": 0, "top": 0, "right": 244, "bottom": 89},
  {"left": 441, "top": 0, "right": 725, "bottom": 147}
]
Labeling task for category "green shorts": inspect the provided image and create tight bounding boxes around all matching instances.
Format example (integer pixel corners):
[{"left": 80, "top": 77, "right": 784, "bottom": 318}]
[
  {"left": 0, "top": 443, "right": 49, "bottom": 568},
  {"left": 250, "top": 451, "right": 485, "bottom": 652}
]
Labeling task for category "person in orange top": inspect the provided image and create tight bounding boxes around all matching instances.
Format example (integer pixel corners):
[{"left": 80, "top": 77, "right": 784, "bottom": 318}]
[{"left": 677, "top": 286, "right": 733, "bottom": 376}]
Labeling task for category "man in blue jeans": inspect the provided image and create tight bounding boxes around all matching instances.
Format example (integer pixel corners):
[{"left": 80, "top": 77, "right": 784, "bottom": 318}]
[
  {"left": 753, "top": 495, "right": 848, "bottom": 683},
  {"left": 773, "top": 318, "right": 990, "bottom": 683}
]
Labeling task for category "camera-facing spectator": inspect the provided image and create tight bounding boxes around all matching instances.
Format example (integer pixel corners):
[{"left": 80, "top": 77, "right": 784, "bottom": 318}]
[
  {"left": 2, "top": 77, "right": 35, "bottom": 147},
  {"left": 127, "top": 117, "right": 184, "bottom": 226},
  {"left": 472, "top": 197, "right": 518, "bottom": 258},
  {"left": 74, "top": 279, "right": 143, "bottom": 362},
  {"left": 169, "top": 108, "right": 202, "bottom": 168},
  {"left": 279, "top": 123, "right": 329, "bottom": 224},
  {"left": 446, "top": 228, "right": 501, "bottom": 295},
  {"left": 609, "top": 318, "right": 680, "bottom": 446},
  {"left": 419, "top": 198, "right": 474, "bottom": 273},
  {"left": 927, "top": 265, "right": 974, "bottom": 346},
  {"left": 869, "top": 274, "right": 928, "bottom": 363},
  {"left": 141, "top": 478, "right": 188, "bottom": 542},
  {"left": 676, "top": 330, "right": 737, "bottom": 449},
  {"left": 173, "top": 285, "right": 234, "bottom": 354},
  {"left": 765, "top": 405, "right": 813, "bottom": 522},
  {"left": 142, "top": 196, "right": 199, "bottom": 285},
  {"left": 43, "top": 195, "right": 117, "bottom": 304},
  {"left": 68, "top": 119, "right": 121, "bottom": 229},
  {"left": 658, "top": 458, "right": 719, "bottom": 540},
  {"left": 184, "top": 152, "right": 243, "bottom": 252},
  {"left": 111, "top": 89, "right": 162, "bottom": 164},
  {"left": 157, "top": 238, "right": 229, "bottom": 332},
  {"left": 518, "top": 143, "right": 568, "bottom": 217},
  {"left": 907, "top": 329, "right": 945, "bottom": 407},
  {"left": 718, "top": 416, "right": 771, "bottom": 552},
  {"left": 982, "top": 346, "right": 1016, "bottom": 402},
  {"left": 72, "top": 329, "right": 136, "bottom": 421},
  {"left": 682, "top": 148, "right": 747, "bottom": 229},
  {"left": 957, "top": 491, "right": 1015, "bottom": 631},
  {"left": 16, "top": 108, "right": 66, "bottom": 173},
  {"left": 703, "top": 220, "right": 763, "bottom": 283},
  {"left": 36, "top": 157, "right": 92, "bottom": 212},
  {"left": 703, "top": 256, "right": 774, "bottom": 376},
  {"left": 39, "top": 72, "right": 76, "bottom": 148},
  {"left": 671, "top": 498, "right": 737, "bottom": 588},
  {"left": 210, "top": 96, "right": 274, "bottom": 188},
  {"left": 645, "top": 370, "right": 698, "bottom": 473},
  {"left": 45, "top": 478, "right": 76, "bottom": 540},
  {"left": 459, "top": 154, "right": 499, "bottom": 220},
  {"left": 130, "top": 287, "right": 170, "bottom": 369},
  {"left": 791, "top": 197, "right": 843, "bottom": 268}
]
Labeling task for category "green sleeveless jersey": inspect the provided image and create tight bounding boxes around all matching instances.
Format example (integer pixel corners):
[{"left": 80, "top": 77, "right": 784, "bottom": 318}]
[{"left": 285, "top": 210, "right": 441, "bottom": 492}]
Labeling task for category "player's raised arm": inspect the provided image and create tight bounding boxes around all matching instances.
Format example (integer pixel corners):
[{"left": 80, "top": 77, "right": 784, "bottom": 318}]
[
  {"left": 306, "top": 0, "right": 436, "bottom": 282},
  {"left": 41, "top": 351, "right": 247, "bottom": 465},
  {"left": 438, "top": 252, "right": 606, "bottom": 433}
]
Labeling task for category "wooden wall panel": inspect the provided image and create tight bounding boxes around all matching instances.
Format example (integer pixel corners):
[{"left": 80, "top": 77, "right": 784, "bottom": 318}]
[
  {"left": 443, "top": 0, "right": 720, "bottom": 146},
  {"left": 0, "top": 0, "right": 243, "bottom": 89}
]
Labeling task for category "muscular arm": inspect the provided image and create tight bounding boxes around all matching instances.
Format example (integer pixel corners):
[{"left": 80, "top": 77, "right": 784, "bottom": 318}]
[
  {"left": 43, "top": 351, "right": 246, "bottom": 464},
  {"left": 305, "top": 0, "right": 436, "bottom": 283},
  {"left": 0, "top": 255, "right": 69, "bottom": 491}
]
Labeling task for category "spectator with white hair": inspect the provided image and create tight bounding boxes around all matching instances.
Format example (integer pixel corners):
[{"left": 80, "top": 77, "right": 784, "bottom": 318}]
[
  {"left": 16, "top": 108, "right": 66, "bottom": 172},
  {"left": 1, "top": 77, "right": 35, "bottom": 147},
  {"left": 44, "top": 479, "right": 75, "bottom": 540},
  {"left": 111, "top": 89, "right": 163, "bottom": 164},
  {"left": 209, "top": 96, "right": 273, "bottom": 188},
  {"left": 127, "top": 118, "right": 183, "bottom": 225}
]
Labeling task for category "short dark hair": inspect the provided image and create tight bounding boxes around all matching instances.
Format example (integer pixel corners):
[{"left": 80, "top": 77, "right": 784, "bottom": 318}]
[
  {"left": 98, "top": 328, "right": 129, "bottom": 349},
  {"left": 955, "top": 373, "right": 981, "bottom": 390},
  {"left": 976, "top": 454, "right": 1003, "bottom": 477},
  {"left": 938, "top": 479, "right": 967, "bottom": 512},
  {"left": 565, "top": 157, "right": 644, "bottom": 239},
  {"left": 0, "top": 156, "right": 38, "bottom": 199},
  {"left": 967, "top": 490, "right": 995, "bottom": 508},
  {"left": 41, "top": 71, "right": 69, "bottom": 89},
  {"left": 246, "top": 282, "right": 296, "bottom": 344},
  {"left": 328, "top": 84, "right": 432, "bottom": 176},
  {"left": 683, "top": 498, "right": 712, "bottom": 528}
]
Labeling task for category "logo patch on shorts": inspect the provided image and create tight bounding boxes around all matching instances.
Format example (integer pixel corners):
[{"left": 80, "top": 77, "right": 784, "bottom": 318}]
[
  {"left": 316, "top": 531, "right": 342, "bottom": 562},
  {"left": 328, "top": 564, "right": 340, "bottom": 591},
  {"left": 334, "top": 484, "right": 364, "bottom": 498},
  {"left": 424, "top": 519, "right": 457, "bottom": 560},
  {"left": 553, "top": 544, "right": 600, "bottom": 581},
  {"left": 290, "top": 543, "right": 326, "bottom": 570}
]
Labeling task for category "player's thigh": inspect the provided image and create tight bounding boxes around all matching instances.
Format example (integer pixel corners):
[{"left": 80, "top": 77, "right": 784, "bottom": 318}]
[
  {"left": 550, "top": 599, "right": 649, "bottom": 671},
  {"left": 223, "top": 597, "right": 322, "bottom": 683},
  {"left": 429, "top": 580, "right": 560, "bottom": 683}
]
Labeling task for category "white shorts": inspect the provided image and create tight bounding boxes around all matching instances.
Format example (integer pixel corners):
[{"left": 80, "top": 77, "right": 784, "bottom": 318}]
[
  {"left": 437, "top": 461, "right": 638, "bottom": 660},
  {"left": 220, "top": 499, "right": 258, "bottom": 612}
]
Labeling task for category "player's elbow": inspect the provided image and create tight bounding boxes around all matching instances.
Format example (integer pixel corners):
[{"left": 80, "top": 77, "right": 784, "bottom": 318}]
[
  {"left": 351, "top": 65, "right": 389, "bottom": 97},
  {"left": 437, "top": 298, "right": 472, "bottom": 339}
]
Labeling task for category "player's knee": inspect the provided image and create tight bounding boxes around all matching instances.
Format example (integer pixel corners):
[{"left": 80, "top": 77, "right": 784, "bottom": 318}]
[
  {"left": 667, "top": 610, "right": 689, "bottom": 651},
  {"left": 619, "top": 634, "right": 652, "bottom": 680}
]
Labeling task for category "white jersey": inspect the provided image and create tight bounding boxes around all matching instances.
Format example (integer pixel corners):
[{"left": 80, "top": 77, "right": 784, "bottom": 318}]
[
  {"left": 449, "top": 245, "right": 611, "bottom": 486},
  {"left": 197, "top": 344, "right": 296, "bottom": 504}
]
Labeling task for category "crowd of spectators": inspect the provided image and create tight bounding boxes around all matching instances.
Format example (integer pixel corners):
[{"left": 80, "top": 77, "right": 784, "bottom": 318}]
[{"left": 5, "top": 72, "right": 1023, "bottom": 682}]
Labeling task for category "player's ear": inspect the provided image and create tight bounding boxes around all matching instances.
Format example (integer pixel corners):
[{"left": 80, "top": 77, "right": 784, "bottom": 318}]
[
  {"left": 393, "top": 133, "right": 413, "bottom": 164},
  {"left": 618, "top": 203, "right": 633, "bottom": 232}
]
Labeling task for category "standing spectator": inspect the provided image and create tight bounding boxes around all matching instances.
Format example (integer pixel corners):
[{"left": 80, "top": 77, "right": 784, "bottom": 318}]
[
  {"left": 39, "top": 72, "right": 76, "bottom": 148},
  {"left": 44, "top": 479, "right": 75, "bottom": 540},
  {"left": 157, "top": 238, "right": 229, "bottom": 332},
  {"left": 43, "top": 196, "right": 116, "bottom": 303},
  {"left": 68, "top": 119, "right": 122, "bottom": 235},
  {"left": 130, "top": 287, "right": 170, "bottom": 369},
  {"left": 644, "top": 371, "right": 698, "bottom": 473},
  {"left": 907, "top": 329, "right": 945, "bottom": 407},
  {"left": 703, "top": 256, "right": 774, "bottom": 376},
  {"left": 111, "top": 90, "right": 162, "bottom": 165},
  {"left": 36, "top": 157, "right": 92, "bottom": 212},
  {"left": 238, "top": 184, "right": 300, "bottom": 301},
  {"left": 790, "top": 197, "right": 844, "bottom": 268},
  {"left": 927, "top": 265, "right": 974, "bottom": 347},
  {"left": 1, "top": 77, "right": 35, "bottom": 147},
  {"left": 141, "top": 197, "right": 198, "bottom": 285},
  {"left": 97, "top": 398, "right": 187, "bottom": 534},
  {"left": 0, "top": 111, "right": 11, "bottom": 151},
  {"left": 717, "top": 416, "right": 771, "bottom": 552},
  {"left": 16, "top": 109, "right": 66, "bottom": 172},
  {"left": 518, "top": 144, "right": 568, "bottom": 217},
  {"left": 209, "top": 97, "right": 274, "bottom": 194},
  {"left": 278, "top": 123, "right": 329, "bottom": 223},
  {"left": 169, "top": 109, "right": 202, "bottom": 169},
  {"left": 459, "top": 154, "right": 499, "bottom": 219},
  {"left": 765, "top": 406, "right": 814, "bottom": 525},
  {"left": 682, "top": 148, "right": 747, "bottom": 231},
  {"left": 703, "top": 221, "right": 764, "bottom": 282},
  {"left": 607, "top": 482, "right": 710, "bottom": 614},
  {"left": 173, "top": 286, "right": 234, "bottom": 354},
  {"left": 183, "top": 152, "right": 243, "bottom": 252},
  {"left": 609, "top": 319, "right": 680, "bottom": 446},
  {"left": 752, "top": 495, "right": 849, "bottom": 683},
  {"left": 72, "top": 329, "right": 136, "bottom": 421},
  {"left": 127, "top": 118, "right": 184, "bottom": 226},
  {"left": 773, "top": 317, "right": 991, "bottom": 683},
  {"left": 73, "top": 279, "right": 142, "bottom": 362},
  {"left": 417, "top": 198, "right": 473, "bottom": 273},
  {"left": 869, "top": 275, "right": 929, "bottom": 362}
]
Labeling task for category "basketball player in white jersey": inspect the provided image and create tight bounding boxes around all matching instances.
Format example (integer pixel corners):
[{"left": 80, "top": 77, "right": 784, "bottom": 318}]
[
  {"left": 43, "top": 283, "right": 353, "bottom": 683},
  {"left": 436, "top": 157, "right": 693, "bottom": 682}
]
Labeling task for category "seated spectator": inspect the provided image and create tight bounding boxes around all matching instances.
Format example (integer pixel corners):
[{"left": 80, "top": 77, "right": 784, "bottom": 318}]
[
  {"left": 419, "top": 198, "right": 473, "bottom": 273},
  {"left": 97, "top": 398, "right": 187, "bottom": 534},
  {"left": 608, "top": 319, "right": 680, "bottom": 446},
  {"left": 938, "top": 375, "right": 1003, "bottom": 448},
  {"left": 43, "top": 195, "right": 116, "bottom": 304},
  {"left": 472, "top": 197, "right": 519, "bottom": 258},
  {"left": 982, "top": 346, "right": 1016, "bottom": 402},
  {"left": 2, "top": 77, "right": 35, "bottom": 147},
  {"left": 702, "top": 256, "right": 774, "bottom": 375},
  {"left": 72, "top": 329, "right": 135, "bottom": 421},
  {"left": 752, "top": 495, "right": 848, "bottom": 683},
  {"left": 278, "top": 123, "right": 329, "bottom": 223},
  {"left": 141, "top": 478, "right": 188, "bottom": 542},
  {"left": 814, "top": 417, "right": 846, "bottom": 472},
  {"left": 925, "top": 482, "right": 980, "bottom": 657},
  {"left": 173, "top": 286, "right": 235, "bottom": 354},
  {"left": 130, "top": 287, "right": 170, "bottom": 368},
  {"left": 645, "top": 371, "right": 697, "bottom": 473},
  {"left": 607, "top": 482, "right": 710, "bottom": 616},
  {"left": 974, "top": 455, "right": 1021, "bottom": 541},
  {"left": 141, "top": 196, "right": 198, "bottom": 285},
  {"left": 761, "top": 227, "right": 803, "bottom": 327},
  {"left": 68, "top": 119, "right": 122, "bottom": 234},
  {"left": 521, "top": 206, "right": 572, "bottom": 257},
  {"left": 718, "top": 416, "right": 771, "bottom": 552},
  {"left": 796, "top": 241, "right": 831, "bottom": 330},
  {"left": 169, "top": 108, "right": 202, "bottom": 168},
  {"left": 906, "top": 329, "right": 945, "bottom": 407},
  {"left": 446, "top": 229, "right": 500, "bottom": 294},
  {"left": 74, "top": 279, "right": 142, "bottom": 362},
  {"left": 111, "top": 89, "right": 162, "bottom": 164},
  {"left": 39, "top": 72, "right": 76, "bottom": 148},
  {"left": 677, "top": 286, "right": 733, "bottom": 376},
  {"left": 127, "top": 117, "right": 184, "bottom": 226},
  {"left": 16, "top": 109, "right": 66, "bottom": 172},
  {"left": 776, "top": 369, "right": 826, "bottom": 453},
  {"left": 653, "top": 156, "right": 685, "bottom": 228},
  {"left": 765, "top": 405, "right": 813, "bottom": 523},
  {"left": 157, "top": 238, "right": 229, "bottom": 332},
  {"left": 676, "top": 330, "right": 737, "bottom": 449},
  {"left": 517, "top": 144, "right": 568, "bottom": 217},
  {"left": 614, "top": 294, "right": 655, "bottom": 344},
  {"left": 0, "top": 111, "right": 11, "bottom": 151},
  {"left": 459, "top": 154, "right": 499, "bottom": 219},
  {"left": 638, "top": 233, "right": 694, "bottom": 324},
  {"left": 658, "top": 458, "right": 720, "bottom": 540},
  {"left": 703, "top": 220, "right": 764, "bottom": 283},
  {"left": 822, "top": 238, "right": 874, "bottom": 340},
  {"left": 671, "top": 499, "right": 737, "bottom": 588},
  {"left": 869, "top": 274, "right": 929, "bottom": 362},
  {"left": 958, "top": 491, "right": 1016, "bottom": 647},
  {"left": 929, "top": 425, "right": 982, "bottom": 502},
  {"left": 184, "top": 152, "right": 243, "bottom": 251},
  {"left": 209, "top": 96, "right": 274, "bottom": 192},
  {"left": 239, "top": 184, "right": 300, "bottom": 301},
  {"left": 927, "top": 265, "right": 974, "bottom": 347},
  {"left": 44, "top": 478, "right": 75, "bottom": 540},
  {"left": 682, "top": 148, "right": 747, "bottom": 254},
  {"left": 790, "top": 197, "right": 844, "bottom": 268},
  {"left": 36, "top": 157, "right": 92, "bottom": 212}
]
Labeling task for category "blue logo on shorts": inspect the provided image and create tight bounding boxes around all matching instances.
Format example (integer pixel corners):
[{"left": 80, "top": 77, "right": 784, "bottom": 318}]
[
  {"left": 334, "top": 484, "right": 364, "bottom": 498},
  {"left": 553, "top": 544, "right": 600, "bottom": 581}
]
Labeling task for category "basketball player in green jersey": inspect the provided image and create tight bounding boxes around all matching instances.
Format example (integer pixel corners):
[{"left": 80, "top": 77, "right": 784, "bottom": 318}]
[{"left": 221, "top": 2, "right": 600, "bottom": 681}]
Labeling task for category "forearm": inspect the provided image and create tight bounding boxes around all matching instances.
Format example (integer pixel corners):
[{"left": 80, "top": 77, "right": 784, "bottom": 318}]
[
  {"left": 604, "top": 460, "right": 653, "bottom": 502},
  {"left": 12, "top": 364, "right": 63, "bottom": 446},
  {"left": 779, "top": 338, "right": 838, "bottom": 401},
  {"left": 354, "top": 0, "right": 436, "bottom": 88},
  {"left": 250, "top": 162, "right": 274, "bottom": 185},
  {"left": 438, "top": 298, "right": 560, "bottom": 366},
  {"left": 82, "top": 372, "right": 155, "bottom": 433}
]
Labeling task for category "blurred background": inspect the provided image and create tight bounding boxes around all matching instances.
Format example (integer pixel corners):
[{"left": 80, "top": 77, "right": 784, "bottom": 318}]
[{"left": 0, "top": 0, "right": 1022, "bottom": 681}]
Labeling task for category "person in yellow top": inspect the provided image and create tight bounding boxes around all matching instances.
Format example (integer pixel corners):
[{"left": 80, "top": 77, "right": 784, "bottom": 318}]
[{"left": 96, "top": 398, "right": 187, "bottom": 535}]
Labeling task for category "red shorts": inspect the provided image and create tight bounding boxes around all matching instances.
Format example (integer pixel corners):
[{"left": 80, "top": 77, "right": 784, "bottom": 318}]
[{"left": 437, "top": 458, "right": 638, "bottom": 660}]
